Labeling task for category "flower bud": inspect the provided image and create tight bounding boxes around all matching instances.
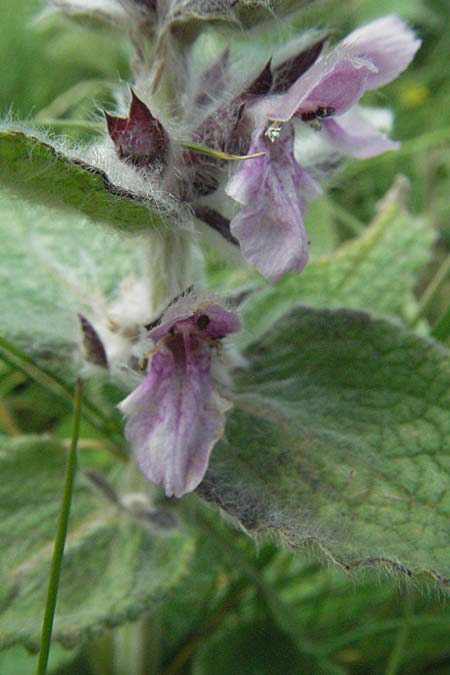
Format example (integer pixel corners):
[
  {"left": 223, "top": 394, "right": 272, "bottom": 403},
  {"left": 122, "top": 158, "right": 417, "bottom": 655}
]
[{"left": 105, "top": 91, "right": 169, "bottom": 170}]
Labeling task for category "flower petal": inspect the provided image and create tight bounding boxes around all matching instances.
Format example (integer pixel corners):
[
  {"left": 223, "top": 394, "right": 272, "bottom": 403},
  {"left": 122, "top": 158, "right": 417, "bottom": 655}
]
[
  {"left": 321, "top": 108, "right": 399, "bottom": 158},
  {"left": 119, "top": 338, "right": 230, "bottom": 498},
  {"left": 225, "top": 139, "right": 268, "bottom": 205},
  {"left": 342, "top": 15, "right": 421, "bottom": 90},
  {"left": 227, "top": 126, "right": 320, "bottom": 281},
  {"left": 149, "top": 301, "right": 241, "bottom": 342},
  {"left": 266, "top": 46, "right": 375, "bottom": 122}
]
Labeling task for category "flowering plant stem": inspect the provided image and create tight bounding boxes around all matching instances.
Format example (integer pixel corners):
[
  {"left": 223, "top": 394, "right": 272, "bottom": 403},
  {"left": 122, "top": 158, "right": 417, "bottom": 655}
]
[{"left": 36, "top": 379, "right": 82, "bottom": 675}]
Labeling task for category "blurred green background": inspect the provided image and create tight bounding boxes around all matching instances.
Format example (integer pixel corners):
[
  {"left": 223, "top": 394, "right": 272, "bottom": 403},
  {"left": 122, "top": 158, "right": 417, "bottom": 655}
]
[{"left": 0, "top": 0, "right": 449, "bottom": 673}]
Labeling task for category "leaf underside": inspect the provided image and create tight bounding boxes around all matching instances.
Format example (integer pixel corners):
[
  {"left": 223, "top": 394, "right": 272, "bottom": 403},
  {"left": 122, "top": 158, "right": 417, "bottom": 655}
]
[{"left": 0, "top": 130, "right": 167, "bottom": 233}]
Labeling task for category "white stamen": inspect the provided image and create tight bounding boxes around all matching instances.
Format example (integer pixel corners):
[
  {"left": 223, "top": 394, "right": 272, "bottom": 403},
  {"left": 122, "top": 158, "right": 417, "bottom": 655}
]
[{"left": 265, "top": 121, "right": 283, "bottom": 143}]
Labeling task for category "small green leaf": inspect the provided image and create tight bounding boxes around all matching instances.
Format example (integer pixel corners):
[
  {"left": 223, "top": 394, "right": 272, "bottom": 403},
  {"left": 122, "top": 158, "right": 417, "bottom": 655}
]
[
  {"left": 0, "top": 130, "right": 170, "bottom": 233},
  {"left": 241, "top": 178, "right": 435, "bottom": 341},
  {"left": 199, "top": 306, "right": 450, "bottom": 587},
  {"left": 0, "top": 437, "right": 194, "bottom": 650}
]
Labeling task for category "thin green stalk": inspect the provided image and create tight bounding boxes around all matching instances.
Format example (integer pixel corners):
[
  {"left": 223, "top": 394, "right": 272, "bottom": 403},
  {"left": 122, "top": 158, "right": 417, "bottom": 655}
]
[
  {"left": 432, "top": 304, "right": 450, "bottom": 341},
  {"left": 0, "top": 400, "right": 21, "bottom": 435},
  {"left": 34, "top": 79, "right": 111, "bottom": 121},
  {"left": 384, "top": 594, "right": 413, "bottom": 675},
  {"left": 0, "top": 336, "right": 127, "bottom": 457},
  {"left": 320, "top": 614, "right": 444, "bottom": 657},
  {"left": 410, "top": 252, "right": 450, "bottom": 327},
  {"left": 33, "top": 119, "right": 104, "bottom": 132},
  {"left": 326, "top": 198, "right": 365, "bottom": 235},
  {"left": 0, "top": 338, "right": 69, "bottom": 402},
  {"left": 179, "top": 139, "right": 265, "bottom": 161},
  {"left": 36, "top": 379, "right": 82, "bottom": 675}
]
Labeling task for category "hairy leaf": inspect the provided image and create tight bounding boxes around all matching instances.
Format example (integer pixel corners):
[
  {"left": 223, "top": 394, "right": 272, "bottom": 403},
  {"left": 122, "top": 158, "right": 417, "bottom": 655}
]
[
  {"left": 199, "top": 306, "right": 450, "bottom": 588},
  {"left": 241, "top": 178, "right": 434, "bottom": 341},
  {"left": 0, "top": 192, "right": 145, "bottom": 353},
  {"left": 0, "top": 130, "right": 172, "bottom": 233},
  {"left": 0, "top": 437, "right": 194, "bottom": 650}
]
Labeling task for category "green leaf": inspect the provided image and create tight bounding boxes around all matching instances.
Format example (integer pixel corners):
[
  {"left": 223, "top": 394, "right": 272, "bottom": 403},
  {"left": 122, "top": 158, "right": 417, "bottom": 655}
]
[
  {"left": 241, "top": 178, "right": 435, "bottom": 341},
  {"left": 199, "top": 306, "right": 450, "bottom": 588},
  {"left": 0, "top": 130, "right": 171, "bottom": 233},
  {"left": 193, "top": 618, "right": 306, "bottom": 675},
  {"left": 0, "top": 436, "right": 194, "bottom": 650},
  {"left": 0, "top": 191, "right": 145, "bottom": 352},
  {"left": 0, "top": 643, "right": 76, "bottom": 675}
]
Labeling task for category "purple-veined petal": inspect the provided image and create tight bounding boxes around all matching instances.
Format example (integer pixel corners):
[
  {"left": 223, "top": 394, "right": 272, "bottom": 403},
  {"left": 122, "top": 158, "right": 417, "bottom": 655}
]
[
  {"left": 226, "top": 135, "right": 268, "bottom": 204},
  {"left": 342, "top": 15, "right": 421, "bottom": 90},
  {"left": 265, "top": 46, "right": 375, "bottom": 123},
  {"left": 321, "top": 108, "right": 399, "bottom": 158},
  {"left": 149, "top": 301, "right": 241, "bottom": 342},
  {"left": 227, "top": 125, "right": 321, "bottom": 281},
  {"left": 263, "top": 15, "right": 419, "bottom": 124},
  {"left": 119, "top": 335, "right": 231, "bottom": 498}
]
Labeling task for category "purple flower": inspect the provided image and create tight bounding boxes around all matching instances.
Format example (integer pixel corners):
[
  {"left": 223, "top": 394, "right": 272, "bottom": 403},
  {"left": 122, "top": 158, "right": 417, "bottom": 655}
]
[
  {"left": 226, "top": 15, "right": 421, "bottom": 280},
  {"left": 226, "top": 124, "right": 321, "bottom": 281},
  {"left": 118, "top": 297, "right": 241, "bottom": 498},
  {"left": 266, "top": 14, "right": 421, "bottom": 153}
]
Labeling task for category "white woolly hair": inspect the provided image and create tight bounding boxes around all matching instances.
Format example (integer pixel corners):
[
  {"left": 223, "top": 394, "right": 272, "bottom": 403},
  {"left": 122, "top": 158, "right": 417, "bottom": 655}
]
[
  {"left": 2, "top": 110, "right": 195, "bottom": 237},
  {"left": 41, "top": 0, "right": 128, "bottom": 27}
]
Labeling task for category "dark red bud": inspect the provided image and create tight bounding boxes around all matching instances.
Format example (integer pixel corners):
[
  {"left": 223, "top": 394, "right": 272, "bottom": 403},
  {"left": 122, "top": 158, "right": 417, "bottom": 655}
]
[
  {"left": 272, "top": 35, "right": 328, "bottom": 93},
  {"left": 79, "top": 314, "right": 108, "bottom": 368},
  {"left": 105, "top": 91, "right": 168, "bottom": 169}
]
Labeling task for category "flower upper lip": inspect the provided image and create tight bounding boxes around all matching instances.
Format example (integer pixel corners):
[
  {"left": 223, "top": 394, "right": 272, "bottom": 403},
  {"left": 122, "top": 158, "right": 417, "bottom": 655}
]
[{"left": 261, "top": 14, "right": 421, "bottom": 125}]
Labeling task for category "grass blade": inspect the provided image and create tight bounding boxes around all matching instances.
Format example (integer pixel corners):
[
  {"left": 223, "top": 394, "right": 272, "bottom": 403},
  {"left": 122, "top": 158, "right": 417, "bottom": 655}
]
[{"left": 36, "top": 379, "right": 82, "bottom": 675}]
